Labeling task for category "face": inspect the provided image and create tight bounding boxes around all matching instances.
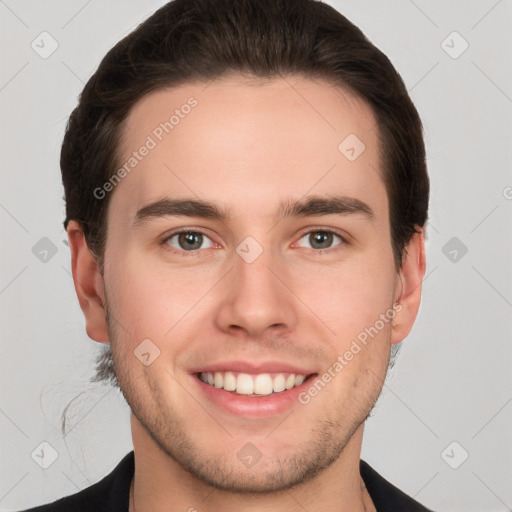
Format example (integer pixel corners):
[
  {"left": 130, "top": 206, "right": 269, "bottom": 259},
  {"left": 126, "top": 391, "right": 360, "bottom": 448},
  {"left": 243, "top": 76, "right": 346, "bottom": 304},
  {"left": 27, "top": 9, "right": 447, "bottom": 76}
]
[{"left": 78, "top": 75, "right": 421, "bottom": 492}]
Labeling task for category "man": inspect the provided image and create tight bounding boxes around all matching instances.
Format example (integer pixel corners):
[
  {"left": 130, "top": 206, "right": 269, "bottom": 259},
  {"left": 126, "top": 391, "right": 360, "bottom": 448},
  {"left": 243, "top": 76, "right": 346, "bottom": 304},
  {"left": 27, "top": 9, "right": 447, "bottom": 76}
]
[{"left": 23, "top": 0, "right": 431, "bottom": 510}]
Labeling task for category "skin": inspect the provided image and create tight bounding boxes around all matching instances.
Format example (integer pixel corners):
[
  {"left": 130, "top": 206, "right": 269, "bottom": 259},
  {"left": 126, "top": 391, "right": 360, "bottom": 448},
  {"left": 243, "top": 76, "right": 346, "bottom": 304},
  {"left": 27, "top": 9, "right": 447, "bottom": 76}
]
[{"left": 68, "top": 74, "right": 426, "bottom": 512}]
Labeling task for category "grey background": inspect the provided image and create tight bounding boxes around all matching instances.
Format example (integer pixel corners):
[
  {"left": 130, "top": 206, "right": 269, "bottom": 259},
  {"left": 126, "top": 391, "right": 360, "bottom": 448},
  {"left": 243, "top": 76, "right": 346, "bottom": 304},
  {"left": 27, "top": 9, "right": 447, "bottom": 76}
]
[{"left": 1, "top": 1, "right": 511, "bottom": 511}]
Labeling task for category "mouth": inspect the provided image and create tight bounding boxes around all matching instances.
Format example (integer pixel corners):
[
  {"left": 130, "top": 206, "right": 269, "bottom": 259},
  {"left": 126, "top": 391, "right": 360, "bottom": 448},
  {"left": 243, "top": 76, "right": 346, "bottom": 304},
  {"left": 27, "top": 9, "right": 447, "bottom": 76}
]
[
  {"left": 190, "top": 361, "right": 318, "bottom": 417},
  {"left": 196, "top": 371, "right": 315, "bottom": 397}
]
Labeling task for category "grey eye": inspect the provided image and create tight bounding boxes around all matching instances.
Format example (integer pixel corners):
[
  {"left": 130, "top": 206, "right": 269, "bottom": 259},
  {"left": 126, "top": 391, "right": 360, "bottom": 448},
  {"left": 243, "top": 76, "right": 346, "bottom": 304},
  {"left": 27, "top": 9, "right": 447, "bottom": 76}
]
[
  {"left": 167, "top": 231, "right": 214, "bottom": 251},
  {"left": 297, "top": 231, "right": 342, "bottom": 250}
]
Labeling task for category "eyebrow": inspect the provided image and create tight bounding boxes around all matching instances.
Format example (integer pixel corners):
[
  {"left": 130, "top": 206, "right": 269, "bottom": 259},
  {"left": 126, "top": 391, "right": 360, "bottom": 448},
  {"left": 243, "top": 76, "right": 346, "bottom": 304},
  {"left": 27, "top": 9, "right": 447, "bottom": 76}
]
[{"left": 132, "top": 195, "right": 374, "bottom": 228}]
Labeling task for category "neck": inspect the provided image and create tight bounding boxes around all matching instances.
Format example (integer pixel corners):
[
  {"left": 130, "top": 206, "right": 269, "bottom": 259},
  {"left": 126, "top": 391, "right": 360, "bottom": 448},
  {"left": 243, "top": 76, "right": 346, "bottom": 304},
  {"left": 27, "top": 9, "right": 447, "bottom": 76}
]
[{"left": 129, "top": 414, "right": 375, "bottom": 512}]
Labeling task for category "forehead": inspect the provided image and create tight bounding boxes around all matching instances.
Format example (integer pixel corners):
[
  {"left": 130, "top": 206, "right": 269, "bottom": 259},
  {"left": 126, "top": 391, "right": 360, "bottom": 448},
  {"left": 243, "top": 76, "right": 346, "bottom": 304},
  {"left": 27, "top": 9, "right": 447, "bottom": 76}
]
[{"left": 109, "top": 75, "right": 386, "bottom": 225}]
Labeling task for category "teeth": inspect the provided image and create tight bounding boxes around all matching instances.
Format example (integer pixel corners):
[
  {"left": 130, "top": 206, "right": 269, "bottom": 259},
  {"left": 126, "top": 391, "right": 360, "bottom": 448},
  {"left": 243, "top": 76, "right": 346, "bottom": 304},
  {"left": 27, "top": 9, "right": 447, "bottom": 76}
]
[
  {"left": 198, "top": 371, "right": 309, "bottom": 395},
  {"left": 294, "top": 374, "right": 305, "bottom": 386},
  {"left": 236, "top": 373, "right": 254, "bottom": 395},
  {"left": 214, "top": 372, "right": 223, "bottom": 388},
  {"left": 273, "top": 374, "right": 286, "bottom": 393},
  {"left": 223, "top": 371, "right": 236, "bottom": 391},
  {"left": 254, "top": 374, "right": 273, "bottom": 395}
]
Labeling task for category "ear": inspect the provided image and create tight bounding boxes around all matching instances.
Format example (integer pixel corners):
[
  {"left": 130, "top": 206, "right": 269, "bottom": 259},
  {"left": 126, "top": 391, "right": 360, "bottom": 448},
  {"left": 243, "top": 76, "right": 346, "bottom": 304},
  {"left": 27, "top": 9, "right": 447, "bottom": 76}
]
[
  {"left": 391, "top": 228, "right": 426, "bottom": 344},
  {"left": 66, "top": 220, "right": 109, "bottom": 343}
]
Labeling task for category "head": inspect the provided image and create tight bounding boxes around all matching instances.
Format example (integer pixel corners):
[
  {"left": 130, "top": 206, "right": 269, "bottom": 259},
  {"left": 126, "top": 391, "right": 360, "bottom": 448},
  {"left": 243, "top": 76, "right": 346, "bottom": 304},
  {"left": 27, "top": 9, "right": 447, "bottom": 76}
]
[{"left": 64, "top": 0, "right": 428, "bottom": 494}]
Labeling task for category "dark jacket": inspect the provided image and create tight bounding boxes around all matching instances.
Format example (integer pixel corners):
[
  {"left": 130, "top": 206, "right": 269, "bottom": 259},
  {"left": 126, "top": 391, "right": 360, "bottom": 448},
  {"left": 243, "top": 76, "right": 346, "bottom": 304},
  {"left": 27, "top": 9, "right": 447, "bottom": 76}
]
[{"left": 20, "top": 451, "right": 433, "bottom": 511}]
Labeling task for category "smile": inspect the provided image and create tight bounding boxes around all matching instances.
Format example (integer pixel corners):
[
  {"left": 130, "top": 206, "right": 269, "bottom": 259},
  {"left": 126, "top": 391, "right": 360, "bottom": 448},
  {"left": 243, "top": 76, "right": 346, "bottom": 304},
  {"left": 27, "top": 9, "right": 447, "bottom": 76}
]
[{"left": 198, "top": 371, "right": 309, "bottom": 396}]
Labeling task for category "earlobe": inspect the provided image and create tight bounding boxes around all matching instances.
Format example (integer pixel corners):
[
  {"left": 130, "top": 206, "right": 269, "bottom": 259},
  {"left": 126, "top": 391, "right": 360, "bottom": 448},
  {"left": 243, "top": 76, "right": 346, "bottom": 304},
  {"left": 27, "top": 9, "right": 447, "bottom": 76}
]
[
  {"left": 66, "top": 221, "right": 110, "bottom": 343},
  {"left": 391, "top": 228, "right": 426, "bottom": 345}
]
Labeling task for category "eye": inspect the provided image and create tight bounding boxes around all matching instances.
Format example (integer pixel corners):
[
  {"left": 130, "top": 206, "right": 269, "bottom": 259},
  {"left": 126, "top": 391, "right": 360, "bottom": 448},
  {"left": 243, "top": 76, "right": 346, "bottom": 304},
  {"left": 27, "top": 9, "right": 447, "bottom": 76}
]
[
  {"left": 164, "top": 230, "right": 215, "bottom": 252},
  {"left": 296, "top": 230, "right": 345, "bottom": 251}
]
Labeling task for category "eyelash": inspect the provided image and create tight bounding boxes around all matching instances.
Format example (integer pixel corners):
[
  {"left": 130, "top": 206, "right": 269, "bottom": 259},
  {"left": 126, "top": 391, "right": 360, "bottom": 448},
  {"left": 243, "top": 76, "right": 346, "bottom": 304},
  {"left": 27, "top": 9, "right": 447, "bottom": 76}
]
[{"left": 159, "top": 227, "right": 349, "bottom": 256}]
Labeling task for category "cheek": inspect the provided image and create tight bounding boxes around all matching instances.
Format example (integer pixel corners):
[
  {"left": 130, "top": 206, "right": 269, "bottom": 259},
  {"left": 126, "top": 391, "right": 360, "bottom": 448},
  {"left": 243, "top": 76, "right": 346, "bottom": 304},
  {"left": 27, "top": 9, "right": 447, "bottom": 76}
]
[
  {"left": 105, "top": 253, "right": 217, "bottom": 343},
  {"left": 105, "top": 257, "right": 168, "bottom": 341},
  {"left": 292, "top": 257, "right": 395, "bottom": 340}
]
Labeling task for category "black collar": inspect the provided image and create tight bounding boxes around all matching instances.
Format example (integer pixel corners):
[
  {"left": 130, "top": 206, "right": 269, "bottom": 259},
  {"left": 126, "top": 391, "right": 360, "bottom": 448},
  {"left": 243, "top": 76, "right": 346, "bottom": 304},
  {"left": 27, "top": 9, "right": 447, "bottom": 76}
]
[{"left": 107, "top": 452, "right": 432, "bottom": 512}]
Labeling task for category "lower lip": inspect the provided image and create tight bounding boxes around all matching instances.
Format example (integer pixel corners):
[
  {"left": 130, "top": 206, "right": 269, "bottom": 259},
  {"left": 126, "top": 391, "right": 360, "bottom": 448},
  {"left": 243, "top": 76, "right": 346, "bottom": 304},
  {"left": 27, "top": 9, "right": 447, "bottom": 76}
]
[{"left": 192, "top": 374, "right": 316, "bottom": 418}]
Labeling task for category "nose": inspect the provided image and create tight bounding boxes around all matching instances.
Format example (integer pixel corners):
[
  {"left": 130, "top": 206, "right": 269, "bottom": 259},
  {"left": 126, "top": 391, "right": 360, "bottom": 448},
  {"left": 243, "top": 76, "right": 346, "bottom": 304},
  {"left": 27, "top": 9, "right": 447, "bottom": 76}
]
[{"left": 214, "top": 245, "right": 298, "bottom": 340}]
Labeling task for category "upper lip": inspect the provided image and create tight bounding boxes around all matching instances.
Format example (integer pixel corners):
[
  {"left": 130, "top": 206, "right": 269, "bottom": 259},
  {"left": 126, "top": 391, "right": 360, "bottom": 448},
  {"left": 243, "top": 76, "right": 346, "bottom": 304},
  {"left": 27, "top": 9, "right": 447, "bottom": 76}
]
[{"left": 190, "top": 360, "right": 316, "bottom": 375}]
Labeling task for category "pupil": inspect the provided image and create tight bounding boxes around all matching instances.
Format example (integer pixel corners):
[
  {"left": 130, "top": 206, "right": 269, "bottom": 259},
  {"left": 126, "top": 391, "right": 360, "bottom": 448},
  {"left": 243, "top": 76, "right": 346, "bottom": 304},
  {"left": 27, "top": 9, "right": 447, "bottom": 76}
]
[
  {"left": 311, "top": 231, "right": 332, "bottom": 249},
  {"left": 179, "top": 232, "right": 202, "bottom": 250}
]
